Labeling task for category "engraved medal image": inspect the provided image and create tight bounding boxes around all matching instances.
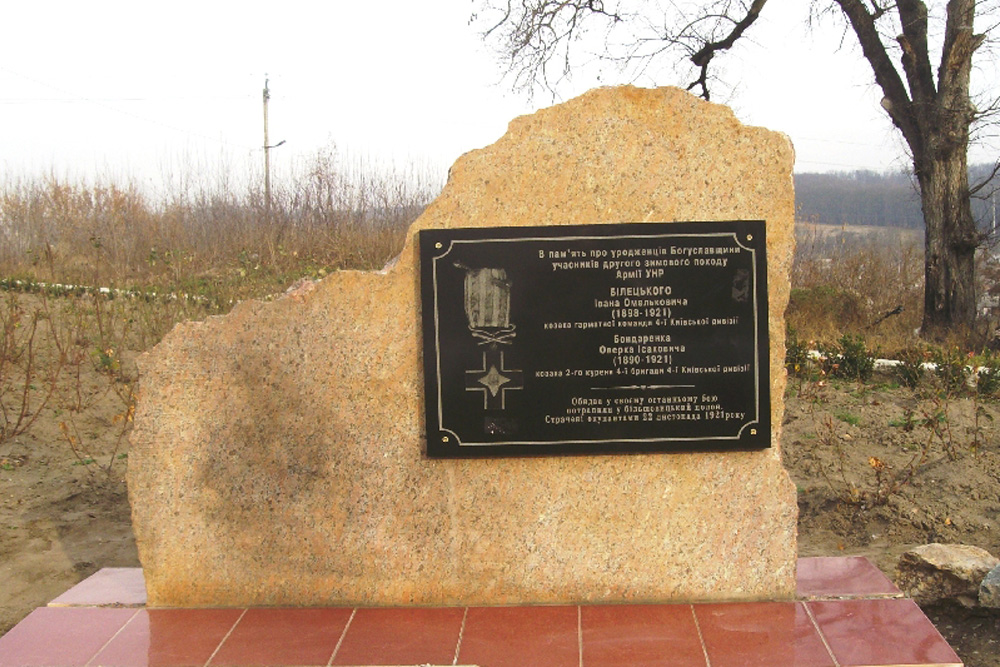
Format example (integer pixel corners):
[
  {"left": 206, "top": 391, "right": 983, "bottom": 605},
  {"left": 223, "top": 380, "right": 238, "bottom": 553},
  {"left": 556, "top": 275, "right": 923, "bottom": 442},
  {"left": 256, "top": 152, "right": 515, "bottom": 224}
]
[{"left": 459, "top": 265, "right": 523, "bottom": 434}]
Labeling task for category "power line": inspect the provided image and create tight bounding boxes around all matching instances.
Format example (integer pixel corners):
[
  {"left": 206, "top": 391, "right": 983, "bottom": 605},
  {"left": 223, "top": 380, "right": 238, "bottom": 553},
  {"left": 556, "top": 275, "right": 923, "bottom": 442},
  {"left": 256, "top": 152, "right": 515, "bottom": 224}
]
[
  {"left": 0, "top": 66, "right": 257, "bottom": 150},
  {"left": 794, "top": 135, "right": 891, "bottom": 148},
  {"left": 0, "top": 95, "right": 253, "bottom": 104}
]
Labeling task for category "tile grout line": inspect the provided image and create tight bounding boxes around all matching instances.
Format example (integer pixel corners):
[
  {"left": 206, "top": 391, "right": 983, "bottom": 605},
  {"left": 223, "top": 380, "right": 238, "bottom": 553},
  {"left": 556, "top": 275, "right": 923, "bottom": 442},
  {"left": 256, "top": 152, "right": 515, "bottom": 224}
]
[
  {"left": 689, "top": 604, "right": 711, "bottom": 667},
  {"left": 204, "top": 607, "right": 248, "bottom": 667},
  {"left": 577, "top": 605, "right": 583, "bottom": 667},
  {"left": 84, "top": 608, "right": 141, "bottom": 666},
  {"left": 326, "top": 607, "right": 357, "bottom": 667},
  {"left": 452, "top": 607, "right": 469, "bottom": 666},
  {"left": 802, "top": 601, "right": 841, "bottom": 667}
]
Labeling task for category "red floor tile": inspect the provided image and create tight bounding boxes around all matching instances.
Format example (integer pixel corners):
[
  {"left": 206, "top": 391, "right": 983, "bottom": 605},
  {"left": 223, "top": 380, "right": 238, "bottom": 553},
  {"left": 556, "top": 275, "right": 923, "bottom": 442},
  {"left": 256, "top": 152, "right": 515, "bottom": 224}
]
[
  {"left": 0, "top": 607, "right": 137, "bottom": 666},
  {"left": 809, "top": 598, "right": 962, "bottom": 666},
  {"left": 48, "top": 567, "right": 147, "bottom": 607},
  {"left": 457, "top": 605, "right": 580, "bottom": 667},
  {"left": 696, "top": 601, "right": 835, "bottom": 667},
  {"left": 331, "top": 607, "right": 465, "bottom": 665},
  {"left": 797, "top": 556, "right": 901, "bottom": 599},
  {"left": 209, "top": 607, "right": 352, "bottom": 666},
  {"left": 581, "top": 604, "right": 706, "bottom": 666},
  {"left": 89, "top": 608, "right": 243, "bottom": 666},
  {"left": 1, "top": 557, "right": 966, "bottom": 667}
]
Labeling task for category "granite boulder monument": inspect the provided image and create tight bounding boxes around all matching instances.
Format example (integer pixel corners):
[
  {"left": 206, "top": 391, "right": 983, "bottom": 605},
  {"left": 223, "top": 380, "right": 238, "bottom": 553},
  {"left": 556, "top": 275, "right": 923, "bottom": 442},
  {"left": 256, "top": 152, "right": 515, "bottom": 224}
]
[{"left": 127, "top": 85, "right": 798, "bottom": 607}]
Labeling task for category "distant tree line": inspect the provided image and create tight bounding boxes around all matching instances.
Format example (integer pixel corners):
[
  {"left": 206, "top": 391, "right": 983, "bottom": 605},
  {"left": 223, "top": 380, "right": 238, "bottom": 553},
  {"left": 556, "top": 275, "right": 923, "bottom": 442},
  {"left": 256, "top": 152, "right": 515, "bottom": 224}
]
[{"left": 795, "top": 164, "right": 999, "bottom": 230}]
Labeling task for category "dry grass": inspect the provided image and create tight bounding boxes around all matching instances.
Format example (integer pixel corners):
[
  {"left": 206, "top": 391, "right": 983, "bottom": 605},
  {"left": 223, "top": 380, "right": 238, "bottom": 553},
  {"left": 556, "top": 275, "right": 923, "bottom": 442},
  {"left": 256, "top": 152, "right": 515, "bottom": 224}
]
[
  {"left": 0, "top": 149, "right": 440, "bottom": 463},
  {"left": 0, "top": 145, "right": 439, "bottom": 303},
  {"left": 789, "top": 223, "right": 927, "bottom": 355}
]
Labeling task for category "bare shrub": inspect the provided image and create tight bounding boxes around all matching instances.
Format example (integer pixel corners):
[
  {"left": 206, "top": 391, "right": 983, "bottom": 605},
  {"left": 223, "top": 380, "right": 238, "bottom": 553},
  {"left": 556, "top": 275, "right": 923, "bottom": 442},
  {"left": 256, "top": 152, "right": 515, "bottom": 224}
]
[
  {"left": 0, "top": 292, "right": 62, "bottom": 446},
  {"left": 0, "top": 147, "right": 442, "bottom": 472},
  {"left": 790, "top": 223, "right": 924, "bottom": 352},
  {"left": 0, "top": 144, "right": 442, "bottom": 301}
]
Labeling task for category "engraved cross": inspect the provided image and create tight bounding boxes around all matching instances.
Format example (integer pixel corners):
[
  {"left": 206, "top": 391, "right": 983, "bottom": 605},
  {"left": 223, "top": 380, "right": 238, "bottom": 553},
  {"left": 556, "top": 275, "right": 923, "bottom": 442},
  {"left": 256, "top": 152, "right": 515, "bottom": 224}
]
[{"left": 465, "top": 349, "right": 524, "bottom": 410}]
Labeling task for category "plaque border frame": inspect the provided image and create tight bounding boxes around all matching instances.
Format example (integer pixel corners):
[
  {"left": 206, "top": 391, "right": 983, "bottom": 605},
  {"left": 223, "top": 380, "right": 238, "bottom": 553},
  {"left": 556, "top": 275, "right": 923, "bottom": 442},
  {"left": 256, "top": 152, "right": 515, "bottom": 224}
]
[{"left": 419, "top": 221, "right": 770, "bottom": 458}]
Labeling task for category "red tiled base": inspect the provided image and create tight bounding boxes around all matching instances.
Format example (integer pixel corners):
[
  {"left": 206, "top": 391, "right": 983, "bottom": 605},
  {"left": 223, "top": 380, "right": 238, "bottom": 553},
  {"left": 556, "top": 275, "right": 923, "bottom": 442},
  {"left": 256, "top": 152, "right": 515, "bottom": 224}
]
[
  {"left": 797, "top": 556, "right": 902, "bottom": 599},
  {"left": 90, "top": 608, "right": 244, "bottom": 666},
  {"left": 581, "top": 604, "right": 706, "bottom": 666},
  {"left": 810, "top": 598, "right": 962, "bottom": 666},
  {"left": 209, "top": 608, "right": 352, "bottom": 666},
  {"left": 332, "top": 607, "right": 465, "bottom": 665},
  {"left": 48, "top": 567, "right": 147, "bottom": 608},
  {"left": 0, "top": 607, "right": 138, "bottom": 666},
  {"left": 0, "top": 559, "right": 966, "bottom": 666},
  {"left": 458, "top": 605, "right": 580, "bottom": 667},
  {"left": 696, "top": 601, "right": 834, "bottom": 667}
]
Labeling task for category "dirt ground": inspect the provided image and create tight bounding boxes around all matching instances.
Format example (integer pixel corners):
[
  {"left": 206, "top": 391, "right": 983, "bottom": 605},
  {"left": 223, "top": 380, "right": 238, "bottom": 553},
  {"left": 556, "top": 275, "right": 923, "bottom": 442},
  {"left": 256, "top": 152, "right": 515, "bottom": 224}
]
[
  {"left": 784, "top": 376, "right": 1000, "bottom": 666},
  {"left": 2, "top": 364, "right": 1000, "bottom": 664},
  {"left": 0, "top": 344, "right": 139, "bottom": 638}
]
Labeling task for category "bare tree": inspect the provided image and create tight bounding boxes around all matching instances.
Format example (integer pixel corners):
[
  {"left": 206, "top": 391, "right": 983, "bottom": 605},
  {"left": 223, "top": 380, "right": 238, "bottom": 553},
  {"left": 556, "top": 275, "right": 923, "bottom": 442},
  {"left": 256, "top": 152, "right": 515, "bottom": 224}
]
[{"left": 479, "top": 0, "right": 999, "bottom": 338}]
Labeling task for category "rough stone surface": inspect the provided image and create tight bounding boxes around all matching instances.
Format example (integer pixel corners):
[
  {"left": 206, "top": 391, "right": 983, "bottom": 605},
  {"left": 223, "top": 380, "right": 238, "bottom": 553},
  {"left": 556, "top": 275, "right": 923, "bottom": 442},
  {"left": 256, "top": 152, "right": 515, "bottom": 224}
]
[
  {"left": 896, "top": 543, "right": 999, "bottom": 606},
  {"left": 128, "top": 86, "right": 799, "bottom": 608},
  {"left": 980, "top": 564, "right": 1000, "bottom": 608}
]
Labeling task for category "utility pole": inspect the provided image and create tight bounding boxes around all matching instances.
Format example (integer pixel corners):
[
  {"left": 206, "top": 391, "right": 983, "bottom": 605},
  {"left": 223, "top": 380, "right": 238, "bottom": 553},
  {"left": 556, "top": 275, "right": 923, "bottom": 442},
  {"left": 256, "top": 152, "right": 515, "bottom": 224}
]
[
  {"left": 262, "top": 76, "right": 286, "bottom": 219},
  {"left": 993, "top": 191, "right": 997, "bottom": 235},
  {"left": 263, "top": 76, "right": 272, "bottom": 216}
]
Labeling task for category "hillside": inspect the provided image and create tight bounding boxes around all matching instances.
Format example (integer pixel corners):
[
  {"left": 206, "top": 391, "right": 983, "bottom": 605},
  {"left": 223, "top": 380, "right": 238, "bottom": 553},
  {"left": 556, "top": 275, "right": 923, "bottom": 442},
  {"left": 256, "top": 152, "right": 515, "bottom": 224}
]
[{"left": 795, "top": 164, "right": 999, "bottom": 229}]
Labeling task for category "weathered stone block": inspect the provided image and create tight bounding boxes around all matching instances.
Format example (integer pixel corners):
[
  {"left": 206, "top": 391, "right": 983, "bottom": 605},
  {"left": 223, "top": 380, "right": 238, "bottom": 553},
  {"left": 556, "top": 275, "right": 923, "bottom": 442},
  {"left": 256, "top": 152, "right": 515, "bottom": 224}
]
[
  {"left": 128, "top": 86, "right": 798, "bottom": 607},
  {"left": 979, "top": 563, "right": 1000, "bottom": 608},
  {"left": 896, "top": 543, "right": 999, "bottom": 606}
]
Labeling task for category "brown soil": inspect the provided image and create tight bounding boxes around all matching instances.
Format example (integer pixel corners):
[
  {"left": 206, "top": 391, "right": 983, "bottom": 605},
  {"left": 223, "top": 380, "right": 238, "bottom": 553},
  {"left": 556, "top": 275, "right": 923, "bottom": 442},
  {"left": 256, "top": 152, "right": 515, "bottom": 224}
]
[
  {"left": 0, "top": 352, "right": 138, "bottom": 637},
  {"left": 2, "top": 361, "right": 999, "bottom": 664},
  {"left": 785, "top": 377, "right": 1000, "bottom": 665}
]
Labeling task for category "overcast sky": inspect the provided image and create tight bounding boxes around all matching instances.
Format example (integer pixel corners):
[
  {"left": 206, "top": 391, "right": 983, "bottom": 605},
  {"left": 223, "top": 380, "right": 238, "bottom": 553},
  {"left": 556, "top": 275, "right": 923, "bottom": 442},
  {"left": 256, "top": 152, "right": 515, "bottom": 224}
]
[{"left": 1, "top": 0, "right": 996, "bottom": 193}]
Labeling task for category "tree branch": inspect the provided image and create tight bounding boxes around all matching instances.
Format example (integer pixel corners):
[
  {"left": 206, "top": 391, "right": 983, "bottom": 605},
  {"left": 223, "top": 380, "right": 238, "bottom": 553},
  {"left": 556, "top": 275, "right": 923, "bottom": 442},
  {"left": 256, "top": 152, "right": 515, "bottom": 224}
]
[
  {"left": 896, "top": 0, "right": 937, "bottom": 104},
  {"left": 866, "top": 0, "right": 892, "bottom": 21},
  {"left": 835, "top": 0, "right": 924, "bottom": 157},
  {"left": 970, "top": 160, "right": 1000, "bottom": 198},
  {"left": 685, "top": 0, "right": 768, "bottom": 100},
  {"left": 486, "top": 0, "right": 625, "bottom": 94},
  {"left": 939, "top": 0, "right": 986, "bottom": 99},
  {"left": 928, "top": 0, "right": 986, "bottom": 155}
]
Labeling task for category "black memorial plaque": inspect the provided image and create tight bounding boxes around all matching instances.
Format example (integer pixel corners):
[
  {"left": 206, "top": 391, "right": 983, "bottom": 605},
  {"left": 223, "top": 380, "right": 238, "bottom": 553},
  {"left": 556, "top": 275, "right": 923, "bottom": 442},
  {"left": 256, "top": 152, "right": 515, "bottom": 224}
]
[{"left": 419, "top": 221, "right": 770, "bottom": 457}]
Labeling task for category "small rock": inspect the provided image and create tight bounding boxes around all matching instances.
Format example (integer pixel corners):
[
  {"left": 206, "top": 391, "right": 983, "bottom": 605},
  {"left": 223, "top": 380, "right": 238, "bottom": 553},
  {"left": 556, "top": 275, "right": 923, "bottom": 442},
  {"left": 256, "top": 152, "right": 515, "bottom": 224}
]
[
  {"left": 896, "top": 543, "right": 999, "bottom": 606},
  {"left": 981, "top": 564, "right": 1000, "bottom": 608}
]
